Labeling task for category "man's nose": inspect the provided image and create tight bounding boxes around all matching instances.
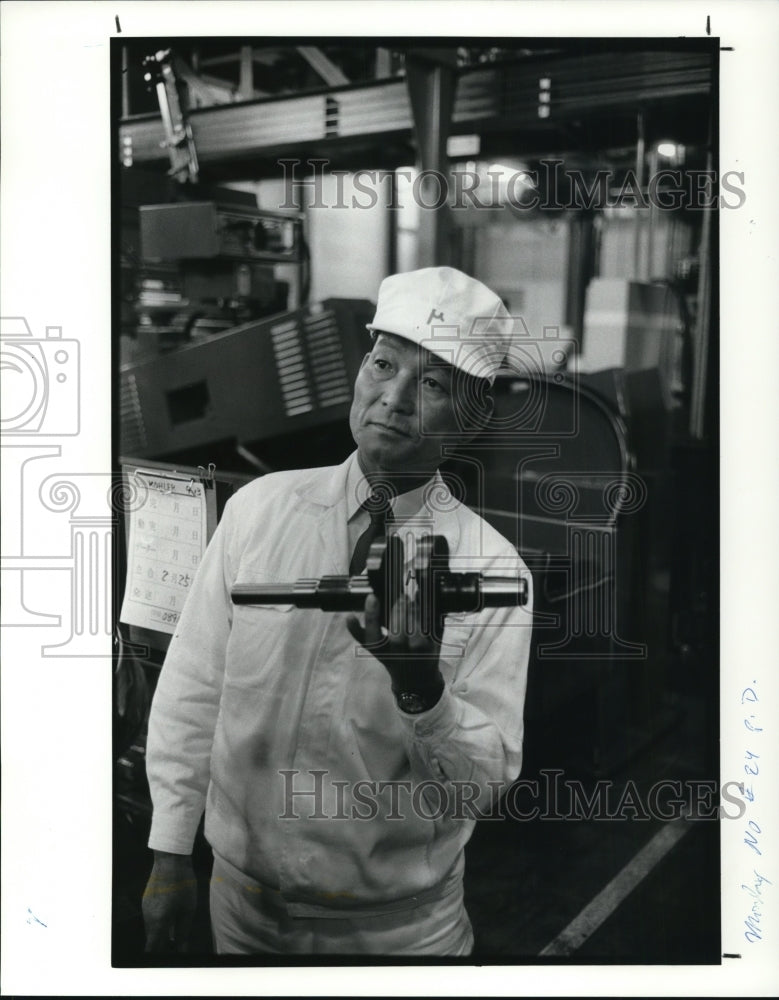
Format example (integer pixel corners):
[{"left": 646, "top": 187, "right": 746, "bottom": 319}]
[{"left": 380, "top": 372, "right": 416, "bottom": 414}]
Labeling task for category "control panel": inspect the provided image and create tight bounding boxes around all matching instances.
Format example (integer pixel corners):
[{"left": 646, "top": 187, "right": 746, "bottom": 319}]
[{"left": 140, "top": 201, "right": 303, "bottom": 263}]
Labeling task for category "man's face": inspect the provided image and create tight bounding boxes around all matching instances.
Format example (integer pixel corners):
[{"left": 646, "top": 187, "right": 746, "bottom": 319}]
[{"left": 349, "top": 332, "right": 484, "bottom": 476}]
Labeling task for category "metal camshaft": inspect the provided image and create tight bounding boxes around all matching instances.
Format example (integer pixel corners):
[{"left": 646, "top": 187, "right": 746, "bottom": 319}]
[{"left": 231, "top": 535, "right": 528, "bottom": 638}]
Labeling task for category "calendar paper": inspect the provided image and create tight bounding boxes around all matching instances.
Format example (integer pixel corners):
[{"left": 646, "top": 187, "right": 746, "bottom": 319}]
[{"left": 120, "top": 469, "right": 208, "bottom": 635}]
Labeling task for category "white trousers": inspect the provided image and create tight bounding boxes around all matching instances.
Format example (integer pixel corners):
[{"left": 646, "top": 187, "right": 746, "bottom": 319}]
[{"left": 209, "top": 854, "right": 474, "bottom": 956}]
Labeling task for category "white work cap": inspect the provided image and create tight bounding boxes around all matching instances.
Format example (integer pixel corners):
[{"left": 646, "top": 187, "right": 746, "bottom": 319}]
[{"left": 366, "top": 267, "right": 515, "bottom": 385}]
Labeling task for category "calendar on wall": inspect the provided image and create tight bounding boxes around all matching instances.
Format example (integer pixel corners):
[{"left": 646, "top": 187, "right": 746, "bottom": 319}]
[{"left": 119, "top": 469, "right": 210, "bottom": 635}]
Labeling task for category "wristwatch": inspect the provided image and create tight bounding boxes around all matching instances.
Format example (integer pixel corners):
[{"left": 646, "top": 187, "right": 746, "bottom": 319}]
[
  {"left": 393, "top": 670, "right": 445, "bottom": 715},
  {"left": 396, "top": 691, "right": 432, "bottom": 714}
]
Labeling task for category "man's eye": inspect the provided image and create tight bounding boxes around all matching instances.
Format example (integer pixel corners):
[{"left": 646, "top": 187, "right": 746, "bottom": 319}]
[
  {"left": 423, "top": 376, "right": 446, "bottom": 392},
  {"left": 373, "top": 358, "right": 391, "bottom": 372}
]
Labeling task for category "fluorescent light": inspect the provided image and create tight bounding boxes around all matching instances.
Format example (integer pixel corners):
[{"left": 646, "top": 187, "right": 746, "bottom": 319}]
[{"left": 447, "top": 134, "right": 481, "bottom": 158}]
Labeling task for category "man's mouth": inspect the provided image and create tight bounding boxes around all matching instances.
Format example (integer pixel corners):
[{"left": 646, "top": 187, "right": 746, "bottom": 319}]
[{"left": 368, "top": 421, "right": 412, "bottom": 438}]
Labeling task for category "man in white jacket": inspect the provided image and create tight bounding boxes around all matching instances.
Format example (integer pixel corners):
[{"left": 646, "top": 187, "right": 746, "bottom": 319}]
[{"left": 142, "top": 267, "right": 533, "bottom": 956}]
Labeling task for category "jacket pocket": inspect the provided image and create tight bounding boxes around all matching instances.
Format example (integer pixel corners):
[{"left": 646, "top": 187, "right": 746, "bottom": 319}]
[{"left": 225, "top": 602, "right": 297, "bottom": 687}]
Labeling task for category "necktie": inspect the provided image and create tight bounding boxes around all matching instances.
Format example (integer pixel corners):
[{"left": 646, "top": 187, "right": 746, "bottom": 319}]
[{"left": 349, "top": 494, "right": 394, "bottom": 576}]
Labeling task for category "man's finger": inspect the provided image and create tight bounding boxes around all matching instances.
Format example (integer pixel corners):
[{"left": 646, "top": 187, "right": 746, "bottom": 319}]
[
  {"left": 406, "top": 594, "right": 432, "bottom": 652},
  {"left": 363, "top": 594, "right": 384, "bottom": 647},
  {"left": 388, "top": 593, "right": 408, "bottom": 639},
  {"left": 346, "top": 598, "right": 385, "bottom": 649},
  {"left": 406, "top": 593, "right": 417, "bottom": 636},
  {"left": 345, "top": 614, "right": 366, "bottom": 646}
]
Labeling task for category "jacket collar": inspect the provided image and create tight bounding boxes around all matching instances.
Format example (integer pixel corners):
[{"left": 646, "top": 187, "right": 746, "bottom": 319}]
[
  {"left": 293, "top": 451, "right": 355, "bottom": 509},
  {"left": 293, "top": 451, "right": 462, "bottom": 566}
]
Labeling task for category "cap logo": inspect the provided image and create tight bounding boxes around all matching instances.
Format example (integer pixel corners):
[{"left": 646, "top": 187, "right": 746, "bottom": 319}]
[{"left": 427, "top": 308, "right": 445, "bottom": 323}]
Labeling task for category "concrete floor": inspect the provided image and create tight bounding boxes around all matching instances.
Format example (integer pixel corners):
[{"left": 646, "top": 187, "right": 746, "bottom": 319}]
[{"left": 463, "top": 691, "right": 720, "bottom": 963}]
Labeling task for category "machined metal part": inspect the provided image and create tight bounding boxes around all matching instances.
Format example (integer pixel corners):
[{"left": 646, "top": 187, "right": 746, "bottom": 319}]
[{"left": 230, "top": 534, "right": 528, "bottom": 633}]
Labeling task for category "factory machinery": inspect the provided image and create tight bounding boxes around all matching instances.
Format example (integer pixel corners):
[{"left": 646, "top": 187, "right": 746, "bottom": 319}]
[
  {"left": 116, "top": 42, "right": 705, "bottom": 799},
  {"left": 112, "top": 41, "right": 718, "bottom": 964}
]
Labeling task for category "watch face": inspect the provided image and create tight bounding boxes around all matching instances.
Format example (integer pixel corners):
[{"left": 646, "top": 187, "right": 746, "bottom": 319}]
[{"left": 398, "top": 692, "right": 428, "bottom": 714}]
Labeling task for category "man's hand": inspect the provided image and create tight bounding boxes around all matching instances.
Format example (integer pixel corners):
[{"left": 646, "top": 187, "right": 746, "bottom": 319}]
[
  {"left": 142, "top": 850, "right": 197, "bottom": 953},
  {"left": 346, "top": 593, "right": 445, "bottom": 705}
]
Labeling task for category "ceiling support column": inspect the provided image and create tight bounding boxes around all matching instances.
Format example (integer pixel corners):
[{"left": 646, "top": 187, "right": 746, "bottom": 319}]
[{"left": 405, "top": 50, "right": 458, "bottom": 268}]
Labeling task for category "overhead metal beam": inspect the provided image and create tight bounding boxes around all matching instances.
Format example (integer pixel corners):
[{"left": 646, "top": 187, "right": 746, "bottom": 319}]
[
  {"left": 297, "top": 46, "right": 350, "bottom": 88},
  {"left": 119, "top": 51, "right": 712, "bottom": 171},
  {"left": 174, "top": 61, "right": 236, "bottom": 106},
  {"left": 198, "top": 48, "right": 283, "bottom": 69},
  {"left": 198, "top": 52, "right": 245, "bottom": 68}
]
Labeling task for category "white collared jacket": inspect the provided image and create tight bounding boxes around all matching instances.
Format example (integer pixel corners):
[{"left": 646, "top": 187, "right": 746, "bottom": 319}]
[{"left": 147, "top": 452, "right": 533, "bottom": 916}]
